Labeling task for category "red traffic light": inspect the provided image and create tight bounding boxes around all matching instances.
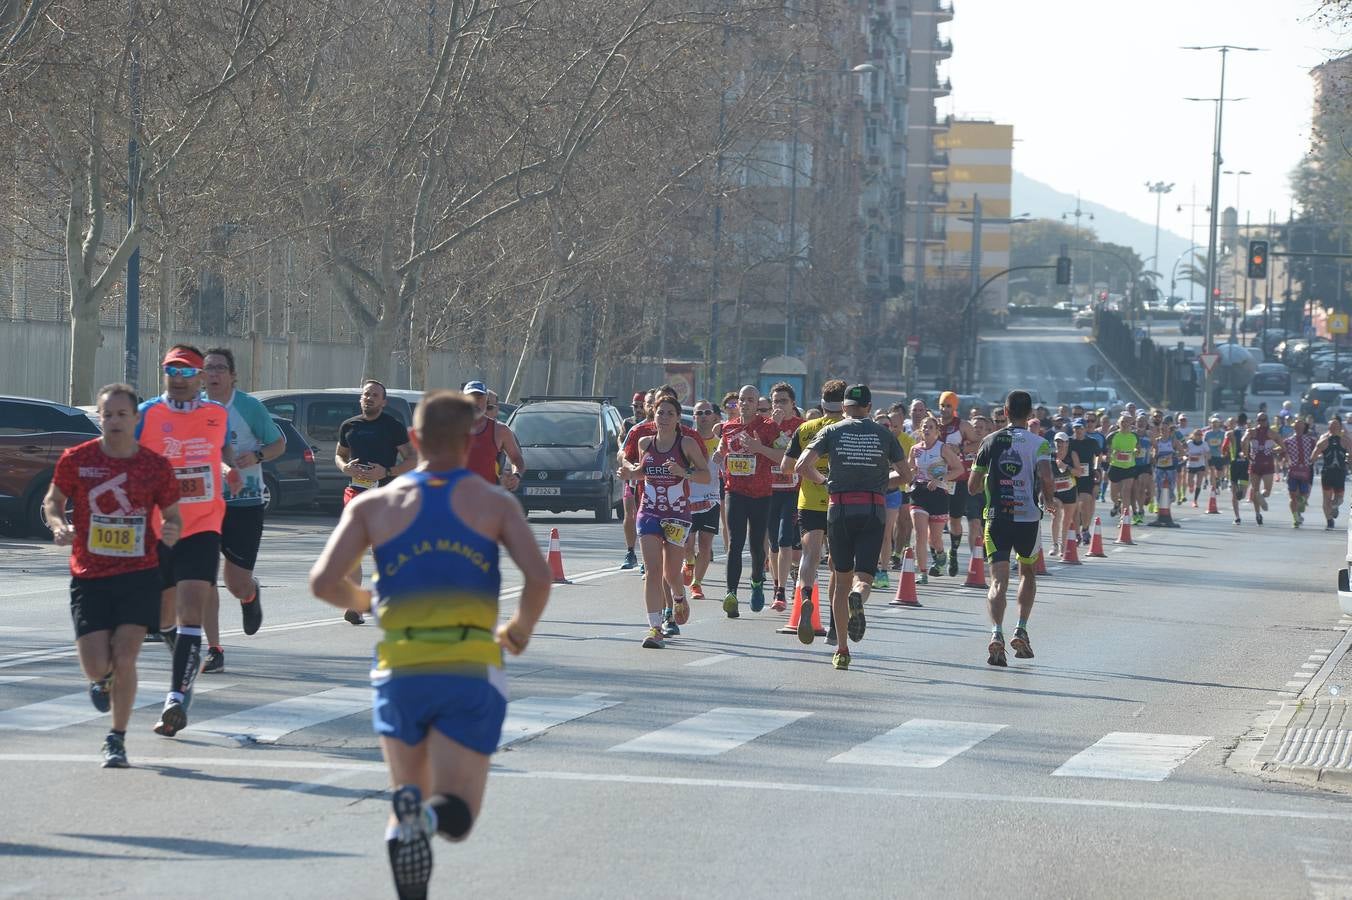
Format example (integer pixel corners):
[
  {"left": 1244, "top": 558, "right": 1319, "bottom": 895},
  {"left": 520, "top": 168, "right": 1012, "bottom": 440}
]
[
  {"left": 1213, "top": 288, "right": 1221, "bottom": 297},
  {"left": 1098, "top": 290, "right": 1108, "bottom": 301},
  {"left": 1251, "top": 252, "right": 1264, "bottom": 266}
]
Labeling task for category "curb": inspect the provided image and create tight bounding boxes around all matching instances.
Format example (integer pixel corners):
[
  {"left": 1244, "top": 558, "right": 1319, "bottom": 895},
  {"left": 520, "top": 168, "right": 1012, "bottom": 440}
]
[{"left": 1083, "top": 336, "right": 1152, "bottom": 409}]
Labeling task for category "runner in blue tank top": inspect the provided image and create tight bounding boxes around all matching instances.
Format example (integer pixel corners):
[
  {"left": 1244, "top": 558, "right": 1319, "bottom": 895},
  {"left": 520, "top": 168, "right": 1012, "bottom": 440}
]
[{"left": 310, "top": 390, "right": 551, "bottom": 900}]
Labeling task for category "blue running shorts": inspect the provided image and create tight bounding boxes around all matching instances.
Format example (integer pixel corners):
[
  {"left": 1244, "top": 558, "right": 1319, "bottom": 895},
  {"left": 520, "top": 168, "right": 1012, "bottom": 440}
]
[{"left": 373, "top": 673, "right": 507, "bottom": 755}]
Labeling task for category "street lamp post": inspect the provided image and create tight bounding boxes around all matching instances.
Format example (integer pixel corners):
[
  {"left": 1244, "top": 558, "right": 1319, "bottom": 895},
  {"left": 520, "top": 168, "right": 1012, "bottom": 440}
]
[
  {"left": 1145, "top": 181, "right": 1175, "bottom": 337},
  {"left": 1061, "top": 193, "right": 1094, "bottom": 302}
]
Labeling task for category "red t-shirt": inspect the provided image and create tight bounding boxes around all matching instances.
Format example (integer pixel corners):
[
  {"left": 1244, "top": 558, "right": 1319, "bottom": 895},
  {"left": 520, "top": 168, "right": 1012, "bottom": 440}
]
[
  {"left": 623, "top": 421, "right": 705, "bottom": 465},
  {"left": 718, "top": 416, "right": 783, "bottom": 498},
  {"left": 770, "top": 416, "right": 805, "bottom": 491},
  {"left": 53, "top": 439, "right": 180, "bottom": 578}
]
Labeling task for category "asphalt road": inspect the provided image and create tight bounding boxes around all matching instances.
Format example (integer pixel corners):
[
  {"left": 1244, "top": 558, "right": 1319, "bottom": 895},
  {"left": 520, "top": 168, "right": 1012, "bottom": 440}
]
[{"left": 4, "top": 326, "right": 1352, "bottom": 899}]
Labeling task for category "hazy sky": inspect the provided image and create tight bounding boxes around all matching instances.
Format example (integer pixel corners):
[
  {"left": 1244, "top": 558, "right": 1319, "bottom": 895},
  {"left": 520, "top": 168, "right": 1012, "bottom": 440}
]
[{"left": 943, "top": 0, "right": 1348, "bottom": 241}]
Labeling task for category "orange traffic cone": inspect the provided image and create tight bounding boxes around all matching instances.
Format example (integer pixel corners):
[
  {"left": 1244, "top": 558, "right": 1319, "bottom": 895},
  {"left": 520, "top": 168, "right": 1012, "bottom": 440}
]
[
  {"left": 1116, "top": 515, "right": 1134, "bottom": 545},
  {"left": 547, "top": 528, "right": 571, "bottom": 583},
  {"left": 1088, "top": 516, "right": 1108, "bottom": 557},
  {"left": 778, "top": 583, "right": 826, "bottom": 637},
  {"left": 963, "top": 544, "right": 987, "bottom": 587},
  {"left": 892, "top": 548, "right": 922, "bottom": 607},
  {"left": 1062, "top": 533, "right": 1082, "bottom": 565},
  {"left": 1207, "top": 490, "right": 1220, "bottom": 514}
]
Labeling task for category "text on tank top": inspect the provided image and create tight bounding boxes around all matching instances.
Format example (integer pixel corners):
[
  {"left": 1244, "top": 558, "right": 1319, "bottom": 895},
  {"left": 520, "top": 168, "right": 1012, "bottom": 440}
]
[{"left": 640, "top": 435, "right": 690, "bottom": 519}]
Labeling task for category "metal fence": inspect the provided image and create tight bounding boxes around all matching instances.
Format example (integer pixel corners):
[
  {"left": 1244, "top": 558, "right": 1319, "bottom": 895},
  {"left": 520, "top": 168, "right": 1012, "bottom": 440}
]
[{"left": 1095, "top": 310, "right": 1197, "bottom": 411}]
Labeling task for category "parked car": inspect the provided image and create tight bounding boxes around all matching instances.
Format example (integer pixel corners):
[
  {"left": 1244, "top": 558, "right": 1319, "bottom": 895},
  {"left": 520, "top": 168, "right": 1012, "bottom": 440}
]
[
  {"left": 1056, "top": 386, "right": 1124, "bottom": 418},
  {"left": 1073, "top": 307, "right": 1094, "bottom": 328},
  {"left": 262, "top": 416, "right": 319, "bottom": 511},
  {"left": 1301, "top": 383, "right": 1351, "bottom": 423},
  {"left": 1250, "top": 362, "right": 1292, "bottom": 395},
  {"left": 0, "top": 395, "right": 101, "bottom": 536},
  {"left": 254, "top": 389, "right": 415, "bottom": 506},
  {"left": 507, "top": 396, "right": 626, "bottom": 521},
  {"left": 1325, "top": 394, "right": 1352, "bottom": 423}
]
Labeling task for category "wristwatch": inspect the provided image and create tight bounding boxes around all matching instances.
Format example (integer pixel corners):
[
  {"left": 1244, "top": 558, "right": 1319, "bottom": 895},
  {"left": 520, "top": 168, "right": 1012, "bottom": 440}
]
[{"left": 686, "top": 466, "right": 695, "bottom": 477}]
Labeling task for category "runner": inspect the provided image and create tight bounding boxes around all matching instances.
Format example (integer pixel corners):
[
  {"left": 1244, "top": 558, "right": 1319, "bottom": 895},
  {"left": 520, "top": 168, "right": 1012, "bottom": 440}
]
[
  {"left": 907, "top": 415, "right": 965, "bottom": 583},
  {"left": 619, "top": 391, "right": 651, "bottom": 569},
  {"left": 1048, "top": 432, "right": 1080, "bottom": 554},
  {"left": 135, "top": 345, "right": 239, "bottom": 737},
  {"left": 716, "top": 385, "right": 783, "bottom": 618},
  {"left": 1066, "top": 418, "right": 1099, "bottom": 547},
  {"left": 1204, "top": 415, "right": 1227, "bottom": 493},
  {"left": 618, "top": 395, "right": 710, "bottom": 647},
  {"left": 43, "top": 383, "right": 183, "bottom": 767},
  {"left": 766, "top": 383, "right": 805, "bottom": 610},
  {"left": 963, "top": 415, "right": 992, "bottom": 567},
  {"left": 336, "top": 380, "right": 416, "bottom": 624},
  {"left": 1315, "top": 417, "right": 1351, "bottom": 529},
  {"left": 1185, "top": 428, "right": 1209, "bottom": 507},
  {"left": 1243, "top": 412, "right": 1281, "bottom": 526},
  {"left": 1284, "top": 417, "right": 1316, "bottom": 528},
  {"left": 793, "top": 384, "right": 911, "bottom": 670},
  {"left": 887, "top": 403, "right": 916, "bottom": 572},
  {"left": 938, "top": 391, "right": 979, "bottom": 577},
  {"left": 1149, "top": 416, "right": 1184, "bottom": 527},
  {"left": 1174, "top": 414, "right": 1191, "bottom": 505},
  {"left": 1222, "top": 413, "right": 1250, "bottom": 524},
  {"left": 968, "top": 390, "right": 1055, "bottom": 668},
  {"left": 1106, "top": 413, "right": 1139, "bottom": 521},
  {"left": 308, "top": 390, "right": 551, "bottom": 900},
  {"left": 874, "top": 409, "right": 915, "bottom": 591},
  {"left": 1132, "top": 414, "right": 1152, "bottom": 525},
  {"left": 462, "top": 381, "right": 525, "bottom": 489},
  {"left": 784, "top": 380, "right": 846, "bottom": 641},
  {"left": 687, "top": 399, "right": 723, "bottom": 601},
  {"left": 200, "top": 348, "right": 284, "bottom": 673}
]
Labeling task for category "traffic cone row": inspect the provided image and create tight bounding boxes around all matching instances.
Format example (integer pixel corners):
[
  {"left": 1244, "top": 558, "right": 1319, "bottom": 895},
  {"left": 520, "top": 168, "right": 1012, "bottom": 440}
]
[{"left": 778, "top": 583, "right": 826, "bottom": 637}]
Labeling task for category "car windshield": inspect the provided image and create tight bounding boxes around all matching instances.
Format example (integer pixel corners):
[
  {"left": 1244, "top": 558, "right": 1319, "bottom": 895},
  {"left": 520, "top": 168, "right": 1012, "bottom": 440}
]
[{"left": 511, "top": 410, "right": 601, "bottom": 447}]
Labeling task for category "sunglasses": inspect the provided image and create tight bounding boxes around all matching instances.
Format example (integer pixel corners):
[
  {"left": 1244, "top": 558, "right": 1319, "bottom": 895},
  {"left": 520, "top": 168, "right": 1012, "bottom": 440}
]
[
  {"left": 695, "top": 410, "right": 717, "bottom": 416},
  {"left": 203, "top": 364, "right": 230, "bottom": 374},
  {"left": 724, "top": 402, "right": 738, "bottom": 409},
  {"left": 164, "top": 366, "right": 201, "bottom": 378}
]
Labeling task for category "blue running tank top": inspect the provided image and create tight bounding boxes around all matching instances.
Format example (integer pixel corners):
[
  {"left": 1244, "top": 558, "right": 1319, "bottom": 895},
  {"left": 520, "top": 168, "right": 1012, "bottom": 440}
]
[{"left": 371, "top": 469, "right": 503, "bottom": 683}]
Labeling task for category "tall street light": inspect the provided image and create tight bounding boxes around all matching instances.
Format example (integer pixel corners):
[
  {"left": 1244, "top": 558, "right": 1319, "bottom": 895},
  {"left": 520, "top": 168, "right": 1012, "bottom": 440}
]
[
  {"left": 1061, "top": 193, "right": 1094, "bottom": 300},
  {"left": 1222, "top": 168, "right": 1251, "bottom": 314},
  {"left": 1145, "top": 181, "right": 1174, "bottom": 335},
  {"left": 1183, "top": 41, "right": 1261, "bottom": 420}
]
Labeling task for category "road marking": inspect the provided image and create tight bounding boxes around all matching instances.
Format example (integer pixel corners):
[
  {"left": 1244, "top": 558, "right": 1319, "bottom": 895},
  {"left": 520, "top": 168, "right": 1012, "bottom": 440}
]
[
  {"left": 0, "top": 675, "right": 39, "bottom": 684},
  {"left": 608, "top": 707, "right": 811, "bottom": 756},
  {"left": 185, "top": 686, "right": 372, "bottom": 744},
  {"left": 829, "top": 718, "right": 1006, "bottom": 768},
  {"left": 0, "top": 681, "right": 231, "bottom": 731},
  {"left": 1052, "top": 732, "right": 1210, "bottom": 781},
  {"left": 1302, "top": 663, "right": 1322, "bottom": 669},
  {"left": 685, "top": 654, "right": 736, "bottom": 668},
  {"left": 1288, "top": 681, "right": 1311, "bottom": 689},
  {"left": 499, "top": 692, "right": 620, "bottom": 748}
]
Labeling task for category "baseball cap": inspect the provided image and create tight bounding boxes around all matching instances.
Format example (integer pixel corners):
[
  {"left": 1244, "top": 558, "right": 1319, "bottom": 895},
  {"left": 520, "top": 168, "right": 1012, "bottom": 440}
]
[
  {"left": 163, "top": 347, "right": 204, "bottom": 368},
  {"left": 843, "top": 384, "right": 872, "bottom": 407},
  {"left": 1072, "top": 418, "right": 1086, "bottom": 428},
  {"left": 462, "top": 380, "right": 487, "bottom": 395},
  {"left": 1054, "top": 432, "right": 1070, "bottom": 442},
  {"left": 632, "top": 392, "right": 645, "bottom": 406}
]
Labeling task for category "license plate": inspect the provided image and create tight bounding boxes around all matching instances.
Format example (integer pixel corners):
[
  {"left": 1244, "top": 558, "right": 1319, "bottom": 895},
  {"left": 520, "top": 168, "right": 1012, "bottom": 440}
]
[{"left": 525, "top": 486, "right": 561, "bottom": 496}]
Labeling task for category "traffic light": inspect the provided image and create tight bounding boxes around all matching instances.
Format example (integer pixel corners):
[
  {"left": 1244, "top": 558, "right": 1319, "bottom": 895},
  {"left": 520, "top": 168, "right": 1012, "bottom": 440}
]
[
  {"left": 1247, "top": 240, "right": 1269, "bottom": 279},
  {"left": 1055, "top": 256, "right": 1072, "bottom": 286}
]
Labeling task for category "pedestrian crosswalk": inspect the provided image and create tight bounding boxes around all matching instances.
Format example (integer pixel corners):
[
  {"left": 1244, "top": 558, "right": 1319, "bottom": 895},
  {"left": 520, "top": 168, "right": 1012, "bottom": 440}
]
[{"left": 0, "top": 678, "right": 1213, "bottom": 783}]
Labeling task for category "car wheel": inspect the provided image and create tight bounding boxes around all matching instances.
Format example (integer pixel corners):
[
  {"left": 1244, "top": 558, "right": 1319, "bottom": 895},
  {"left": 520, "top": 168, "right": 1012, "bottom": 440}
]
[
  {"left": 263, "top": 474, "right": 280, "bottom": 512},
  {"left": 25, "top": 473, "right": 62, "bottom": 538},
  {"left": 594, "top": 494, "right": 613, "bottom": 522}
]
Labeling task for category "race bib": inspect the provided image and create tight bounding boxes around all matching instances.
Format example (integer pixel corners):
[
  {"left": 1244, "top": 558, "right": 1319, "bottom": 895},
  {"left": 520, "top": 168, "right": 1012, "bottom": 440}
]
[
  {"left": 350, "top": 476, "right": 378, "bottom": 490},
  {"left": 771, "top": 465, "right": 799, "bottom": 486},
  {"left": 940, "top": 480, "right": 957, "bottom": 495},
  {"left": 1112, "top": 450, "right": 1133, "bottom": 464},
  {"left": 1054, "top": 476, "right": 1074, "bottom": 492},
  {"left": 727, "top": 454, "right": 756, "bottom": 476},
  {"left": 1078, "top": 464, "right": 1090, "bottom": 477},
  {"left": 660, "top": 518, "right": 691, "bottom": 546},
  {"left": 89, "top": 514, "right": 146, "bottom": 557},
  {"left": 175, "top": 465, "right": 215, "bottom": 504}
]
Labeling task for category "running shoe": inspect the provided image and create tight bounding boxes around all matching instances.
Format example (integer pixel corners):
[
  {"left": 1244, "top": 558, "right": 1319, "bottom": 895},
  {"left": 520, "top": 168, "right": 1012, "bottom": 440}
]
[
  {"left": 1233, "top": 516, "right": 1241, "bottom": 525},
  {"left": 722, "top": 592, "right": 740, "bottom": 619},
  {"left": 872, "top": 571, "right": 889, "bottom": 591},
  {"left": 948, "top": 551, "right": 959, "bottom": 578},
  {"left": 682, "top": 562, "right": 694, "bottom": 586},
  {"left": 987, "top": 638, "right": 1008, "bottom": 667},
  {"left": 928, "top": 560, "right": 942, "bottom": 577},
  {"left": 143, "top": 630, "right": 164, "bottom": 644},
  {"left": 344, "top": 609, "right": 365, "bottom": 625},
  {"left": 101, "top": 733, "right": 129, "bottom": 769},
  {"left": 846, "top": 591, "right": 866, "bottom": 642},
  {"left": 89, "top": 673, "right": 112, "bottom": 713},
  {"left": 1010, "top": 628, "right": 1035, "bottom": 659},
  {"left": 917, "top": 572, "right": 929, "bottom": 586},
  {"left": 389, "top": 785, "right": 433, "bottom": 900},
  {"left": 789, "top": 565, "right": 799, "bottom": 583},
  {"left": 771, "top": 593, "right": 787, "bottom": 613},
  {"left": 826, "top": 624, "right": 836, "bottom": 644},
  {"left": 1110, "top": 503, "right": 1120, "bottom": 518},
  {"left": 1329, "top": 518, "right": 1337, "bottom": 530},
  {"left": 153, "top": 698, "right": 187, "bottom": 737},
  {"left": 890, "top": 552, "right": 903, "bottom": 571},
  {"left": 661, "top": 615, "right": 680, "bottom": 638},
  {"left": 749, "top": 581, "right": 765, "bottom": 613},
  {"left": 1148, "top": 501, "right": 1157, "bottom": 514},
  {"left": 642, "top": 627, "right": 666, "bottom": 649},
  {"left": 639, "top": 563, "right": 645, "bottom": 579},
  {"left": 1080, "top": 529, "right": 1090, "bottom": 546},
  {"left": 673, "top": 596, "right": 690, "bottom": 626},
  {"left": 797, "top": 597, "right": 816, "bottom": 645},
  {"left": 241, "top": 580, "right": 263, "bottom": 635},
  {"left": 621, "top": 549, "right": 637, "bottom": 570},
  {"left": 1132, "top": 512, "right": 1144, "bottom": 526},
  {"left": 1255, "top": 510, "right": 1264, "bottom": 526},
  {"left": 690, "top": 583, "right": 705, "bottom": 601},
  {"left": 202, "top": 647, "right": 225, "bottom": 674},
  {"left": 832, "top": 648, "right": 851, "bottom": 671}
]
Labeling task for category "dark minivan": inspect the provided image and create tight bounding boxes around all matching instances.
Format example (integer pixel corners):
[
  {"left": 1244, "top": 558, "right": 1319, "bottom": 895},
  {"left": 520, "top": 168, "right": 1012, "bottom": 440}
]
[
  {"left": 508, "top": 397, "right": 625, "bottom": 521},
  {"left": 0, "top": 396, "right": 101, "bottom": 536}
]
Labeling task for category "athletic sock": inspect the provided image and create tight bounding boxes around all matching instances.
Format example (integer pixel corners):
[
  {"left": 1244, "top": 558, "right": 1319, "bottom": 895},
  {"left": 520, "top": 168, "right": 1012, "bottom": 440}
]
[
  {"left": 647, "top": 611, "right": 662, "bottom": 628},
  {"left": 950, "top": 533, "right": 961, "bottom": 551},
  {"left": 991, "top": 628, "right": 1004, "bottom": 641},
  {"left": 170, "top": 626, "right": 203, "bottom": 697},
  {"left": 1016, "top": 617, "right": 1028, "bottom": 631},
  {"left": 110, "top": 729, "right": 126, "bottom": 739}
]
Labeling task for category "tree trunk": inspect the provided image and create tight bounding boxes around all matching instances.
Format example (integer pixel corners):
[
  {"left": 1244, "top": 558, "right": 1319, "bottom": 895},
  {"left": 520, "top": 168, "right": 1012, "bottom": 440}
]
[
  {"left": 364, "top": 315, "right": 401, "bottom": 385},
  {"left": 67, "top": 293, "right": 103, "bottom": 406},
  {"left": 155, "top": 245, "right": 176, "bottom": 372}
]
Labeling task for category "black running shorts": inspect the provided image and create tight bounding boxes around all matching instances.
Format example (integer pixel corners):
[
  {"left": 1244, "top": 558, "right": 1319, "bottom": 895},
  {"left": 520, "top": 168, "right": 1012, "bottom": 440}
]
[
  {"left": 827, "top": 504, "right": 884, "bottom": 577},
  {"left": 1107, "top": 466, "right": 1135, "bottom": 484},
  {"left": 158, "top": 532, "right": 222, "bottom": 589},
  {"left": 983, "top": 519, "right": 1040, "bottom": 566},
  {"left": 221, "top": 504, "right": 266, "bottom": 571},
  {"left": 797, "top": 509, "right": 828, "bottom": 534},
  {"left": 70, "top": 568, "right": 162, "bottom": 638},
  {"left": 1322, "top": 468, "right": 1347, "bottom": 491},
  {"left": 691, "top": 505, "right": 721, "bottom": 535},
  {"left": 948, "top": 480, "right": 970, "bottom": 519}
]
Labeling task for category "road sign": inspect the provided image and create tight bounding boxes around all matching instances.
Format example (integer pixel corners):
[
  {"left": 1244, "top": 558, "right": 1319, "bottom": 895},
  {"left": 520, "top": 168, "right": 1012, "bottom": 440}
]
[
  {"left": 1199, "top": 351, "right": 1221, "bottom": 375},
  {"left": 1330, "top": 313, "right": 1349, "bottom": 336},
  {"left": 906, "top": 335, "right": 921, "bottom": 351},
  {"left": 1086, "top": 364, "right": 1105, "bottom": 383}
]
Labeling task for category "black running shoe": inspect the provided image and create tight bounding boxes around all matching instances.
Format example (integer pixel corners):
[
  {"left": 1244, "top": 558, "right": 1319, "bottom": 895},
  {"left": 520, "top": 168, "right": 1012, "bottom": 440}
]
[
  {"left": 1011, "top": 628, "right": 1035, "bottom": 659},
  {"left": 1255, "top": 511, "right": 1263, "bottom": 526},
  {"left": 153, "top": 698, "right": 187, "bottom": 737},
  {"left": 241, "top": 580, "right": 263, "bottom": 635},
  {"left": 948, "top": 551, "right": 959, "bottom": 578},
  {"left": 344, "top": 609, "right": 366, "bottom": 625},
  {"left": 89, "top": 673, "right": 112, "bottom": 713},
  {"left": 826, "top": 624, "right": 836, "bottom": 645},
  {"left": 389, "top": 785, "right": 433, "bottom": 900},
  {"left": 202, "top": 647, "right": 225, "bottom": 674},
  {"left": 101, "top": 733, "right": 129, "bottom": 769},
  {"left": 847, "top": 591, "right": 867, "bottom": 642}
]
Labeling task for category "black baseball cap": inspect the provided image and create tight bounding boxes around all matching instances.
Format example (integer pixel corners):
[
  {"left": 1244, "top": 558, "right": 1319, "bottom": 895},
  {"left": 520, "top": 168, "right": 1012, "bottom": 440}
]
[{"left": 844, "top": 384, "right": 871, "bottom": 407}]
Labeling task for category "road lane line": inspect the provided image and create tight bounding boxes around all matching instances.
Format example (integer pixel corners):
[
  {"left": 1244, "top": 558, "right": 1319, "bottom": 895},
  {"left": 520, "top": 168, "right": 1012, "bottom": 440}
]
[
  {"left": 829, "top": 718, "right": 1006, "bottom": 768},
  {"left": 685, "top": 654, "right": 736, "bottom": 668},
  {"left": 608, "top": 707, "right": 811, "bottom": 756},
  {"left": 499, "top": 692, "right": 620, "bottom": 748},
  {"left": 0, "top": 675, "right": 39, "bottom": 684},
  {"left": 185, "top": 686, "right": 372, "bottom": 744},
  {"left": 1052, "top": 732, "right": 1210, "bottom": 781},
  {"left": 0, "top": 681, "right": 232, "bottom": 731}
]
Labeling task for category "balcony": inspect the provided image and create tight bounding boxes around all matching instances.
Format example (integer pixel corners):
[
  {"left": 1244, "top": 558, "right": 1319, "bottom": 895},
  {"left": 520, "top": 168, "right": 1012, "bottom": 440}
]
[
  {"left": 933, "top": 78, "right": 951, "bottom": 97},
  {"left": 927, "top": 150, "right": 949, "bottom": 168},
  {"left": 924, "top": 189, "right": 948, "bottom": 207},
  {"left": 935, "top": 37, "right": 953, "bottom": 57},
  {"left": 937, "top": 1, "right": 954, "bottom": 22}
]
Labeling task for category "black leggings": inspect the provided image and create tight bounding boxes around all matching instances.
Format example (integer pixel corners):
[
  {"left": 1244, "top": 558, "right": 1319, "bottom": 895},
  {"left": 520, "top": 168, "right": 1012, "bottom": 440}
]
[{"left": 725, "top": 492, "right": 771, "bottom": 592}]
